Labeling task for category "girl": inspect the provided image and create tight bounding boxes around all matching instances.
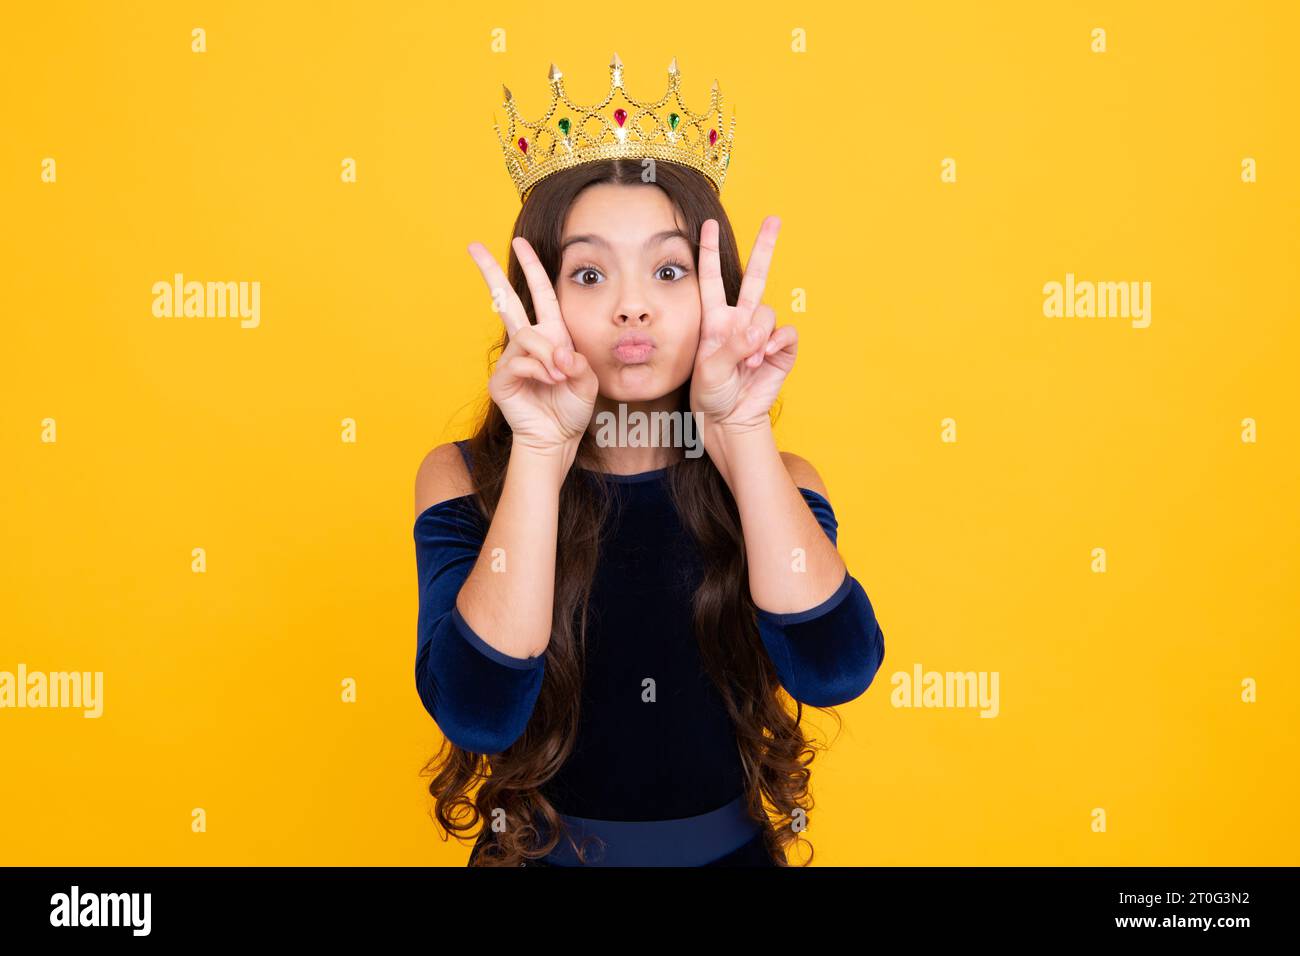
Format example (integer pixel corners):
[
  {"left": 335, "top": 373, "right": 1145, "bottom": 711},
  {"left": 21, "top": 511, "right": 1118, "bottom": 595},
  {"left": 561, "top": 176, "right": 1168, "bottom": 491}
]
[{"left": 413, "top": 157, "right": 886, "bottom": 866}]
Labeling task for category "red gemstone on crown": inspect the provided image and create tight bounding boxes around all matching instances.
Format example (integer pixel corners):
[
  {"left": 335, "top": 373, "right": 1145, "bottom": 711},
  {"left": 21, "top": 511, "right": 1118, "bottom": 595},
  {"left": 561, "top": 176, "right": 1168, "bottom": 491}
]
[
  {"left": 614, "top": 109, "right": 627, "bottom": 127},
  {"left": 518, "top": 137, "right": 528, "bottom": 154},
  {"left": 709, "top": 129, "right": 717, "bottom": 146}
]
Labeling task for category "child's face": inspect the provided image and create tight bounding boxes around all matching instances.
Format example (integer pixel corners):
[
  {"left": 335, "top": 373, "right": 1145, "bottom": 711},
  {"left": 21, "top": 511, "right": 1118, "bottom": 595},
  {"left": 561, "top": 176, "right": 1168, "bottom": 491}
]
[{"left": 554, "top": 183, "right": 702, "bottom": 403}]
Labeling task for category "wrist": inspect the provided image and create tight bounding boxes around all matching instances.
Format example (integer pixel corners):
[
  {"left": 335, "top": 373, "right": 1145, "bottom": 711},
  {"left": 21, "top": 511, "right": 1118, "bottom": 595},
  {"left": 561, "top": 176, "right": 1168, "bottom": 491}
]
[
  {"left": 704, "top": 413, "right": 773, "bottom": 446},
  {"left": 713, "top": 419, "right": 776, "bottom": 459},
  {"left": 508, "top": 437, "right": 577, "bottom": 489},
  {"left": 716, "top": 417, "right": 774, "bottom": 440},
  {"left": 700, "top": 417, "right": 775, "bottom": 486}
]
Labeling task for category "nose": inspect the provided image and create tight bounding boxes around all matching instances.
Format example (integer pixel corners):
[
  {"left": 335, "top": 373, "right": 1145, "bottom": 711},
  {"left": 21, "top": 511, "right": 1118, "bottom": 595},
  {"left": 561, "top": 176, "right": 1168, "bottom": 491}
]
[
  {"left": 609, "top": 267, "right": 654, "bottom": 325},
  {"left": 615, "top": 282, "right": 651, "bottom": 325}
]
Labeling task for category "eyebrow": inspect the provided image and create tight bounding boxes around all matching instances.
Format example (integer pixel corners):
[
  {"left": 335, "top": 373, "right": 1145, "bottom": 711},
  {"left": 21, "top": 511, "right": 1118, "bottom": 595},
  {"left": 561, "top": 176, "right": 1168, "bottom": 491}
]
[{"left": 560, "top": 229, "right": 692, "bottom": 255}]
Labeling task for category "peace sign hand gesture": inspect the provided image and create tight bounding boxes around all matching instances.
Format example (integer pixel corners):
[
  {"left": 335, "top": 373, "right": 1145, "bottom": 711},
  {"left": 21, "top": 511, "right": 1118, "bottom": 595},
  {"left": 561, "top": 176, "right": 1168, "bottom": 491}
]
[
  {"left": 468, "top": 237, "right": 600, "bottom": 455},
  {"left": 689, "top": 217, "right": 798, "bottom": 435}
]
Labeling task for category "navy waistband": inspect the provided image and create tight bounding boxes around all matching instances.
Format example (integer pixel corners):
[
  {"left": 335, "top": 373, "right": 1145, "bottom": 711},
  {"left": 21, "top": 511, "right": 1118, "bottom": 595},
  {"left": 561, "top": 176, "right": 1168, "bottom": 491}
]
[{"left": 541, "top": 794, "right": 762, "bottom": 867}]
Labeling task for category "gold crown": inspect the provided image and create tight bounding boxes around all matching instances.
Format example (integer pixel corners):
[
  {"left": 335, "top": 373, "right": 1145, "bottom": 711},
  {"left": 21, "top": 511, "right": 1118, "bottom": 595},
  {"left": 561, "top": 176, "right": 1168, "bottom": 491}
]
[{"left": 494, "top": 53, "right": 736, "bottom": 204}]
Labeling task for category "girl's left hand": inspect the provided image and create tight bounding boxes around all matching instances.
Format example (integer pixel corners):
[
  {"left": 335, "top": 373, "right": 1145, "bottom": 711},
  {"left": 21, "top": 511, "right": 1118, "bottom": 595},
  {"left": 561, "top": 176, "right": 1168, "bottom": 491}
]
[{"left": 689, "top": 216, "right": 798, "bottom": 433}]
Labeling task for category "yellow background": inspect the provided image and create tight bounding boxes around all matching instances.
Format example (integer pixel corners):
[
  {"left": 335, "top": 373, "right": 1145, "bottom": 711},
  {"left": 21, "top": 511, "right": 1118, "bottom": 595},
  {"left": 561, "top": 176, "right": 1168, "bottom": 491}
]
[{"left": 2, "top": 1, "right": 1296, "bottom": 865}]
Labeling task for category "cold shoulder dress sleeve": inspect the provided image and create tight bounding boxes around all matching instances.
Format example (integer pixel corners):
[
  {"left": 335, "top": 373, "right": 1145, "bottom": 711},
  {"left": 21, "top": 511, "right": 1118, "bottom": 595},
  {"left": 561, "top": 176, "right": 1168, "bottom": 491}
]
[
  {"left": 413, "top": 490, "right": 545, "bottom": 755},
  {"left": 752, "top": 488, "right": 887, "bottom": 708}
]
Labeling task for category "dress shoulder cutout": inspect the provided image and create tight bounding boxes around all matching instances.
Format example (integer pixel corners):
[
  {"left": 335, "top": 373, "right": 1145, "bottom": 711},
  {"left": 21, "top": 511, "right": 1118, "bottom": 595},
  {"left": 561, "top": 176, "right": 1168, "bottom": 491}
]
[{"left": 453, "top": 439, "right": 474, "bottom": 476}]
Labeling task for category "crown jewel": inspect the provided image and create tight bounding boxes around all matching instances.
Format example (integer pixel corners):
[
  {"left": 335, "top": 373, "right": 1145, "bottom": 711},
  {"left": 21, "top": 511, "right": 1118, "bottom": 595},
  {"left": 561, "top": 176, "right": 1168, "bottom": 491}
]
[{"left": 494, "top": 54, "right": 736, "bottom": 203}]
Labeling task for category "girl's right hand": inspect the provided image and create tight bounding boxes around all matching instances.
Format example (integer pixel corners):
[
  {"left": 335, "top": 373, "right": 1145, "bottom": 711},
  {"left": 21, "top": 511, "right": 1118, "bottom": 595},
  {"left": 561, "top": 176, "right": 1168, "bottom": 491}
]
[{"left": 467, "top": 237, "right": 599, "bottom": 455}]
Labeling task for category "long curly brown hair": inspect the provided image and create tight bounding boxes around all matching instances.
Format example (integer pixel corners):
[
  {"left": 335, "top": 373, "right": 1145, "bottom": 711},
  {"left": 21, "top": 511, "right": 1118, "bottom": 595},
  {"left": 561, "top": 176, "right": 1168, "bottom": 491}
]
[{"left": 420, "top": 158, "right": 841, "bottom": 866}]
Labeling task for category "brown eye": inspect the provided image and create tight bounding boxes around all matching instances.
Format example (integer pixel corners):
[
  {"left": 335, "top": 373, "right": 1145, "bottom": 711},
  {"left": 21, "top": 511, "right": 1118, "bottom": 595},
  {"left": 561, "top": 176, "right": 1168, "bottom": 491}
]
[
  {"left": 569, "top": 265, "right": 604, "bottom": 286},
  {"left": 658, "top": 261, "right": 690, "bottom": 281}
]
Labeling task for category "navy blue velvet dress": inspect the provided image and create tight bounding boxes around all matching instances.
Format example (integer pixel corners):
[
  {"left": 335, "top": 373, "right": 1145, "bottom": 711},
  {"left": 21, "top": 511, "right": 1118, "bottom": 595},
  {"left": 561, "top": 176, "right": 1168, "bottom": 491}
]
[{"left": 414, "top": 440, "right": 885, "bottom": 866}]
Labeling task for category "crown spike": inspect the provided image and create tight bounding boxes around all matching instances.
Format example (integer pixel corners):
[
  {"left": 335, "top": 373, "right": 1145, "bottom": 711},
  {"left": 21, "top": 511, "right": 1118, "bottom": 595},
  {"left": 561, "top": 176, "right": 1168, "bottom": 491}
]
[
  {"left": 610, "top": 52, "right": 623, "bottom": 69},
  {"left": 668, "top": 56, "right": 679, "bottom": 75},
  {"left": 548, "top": 63, "right": 562, "bottom": 82},
  {"left": 502, "top": 84, "right": 513, "bottom": 102}
]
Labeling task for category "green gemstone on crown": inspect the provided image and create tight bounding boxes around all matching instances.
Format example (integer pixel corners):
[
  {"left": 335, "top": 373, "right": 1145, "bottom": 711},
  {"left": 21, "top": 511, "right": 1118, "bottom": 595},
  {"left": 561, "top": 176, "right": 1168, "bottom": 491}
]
[
  {"left": 557, "top": 117, "right": 571, "bottom": 137},
  {"left": 668, "top": 113, "right": 680, "bottom": 130}
]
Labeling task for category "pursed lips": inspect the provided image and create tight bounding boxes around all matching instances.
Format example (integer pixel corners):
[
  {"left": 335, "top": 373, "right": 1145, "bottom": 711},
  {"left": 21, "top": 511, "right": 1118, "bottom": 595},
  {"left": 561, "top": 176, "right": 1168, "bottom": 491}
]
[{"left": 612, "top": 332, "right": 655, "bottom": 364}]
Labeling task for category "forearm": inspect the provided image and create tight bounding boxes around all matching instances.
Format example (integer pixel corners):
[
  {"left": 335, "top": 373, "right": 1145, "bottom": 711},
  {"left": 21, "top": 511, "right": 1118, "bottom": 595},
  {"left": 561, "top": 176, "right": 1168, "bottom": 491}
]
[
  {"left": 455, "top": 439, "right": 574, "bottom": 658},
  {"left": 710, "top": 424, "right": 847, "bottom": 613}
]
